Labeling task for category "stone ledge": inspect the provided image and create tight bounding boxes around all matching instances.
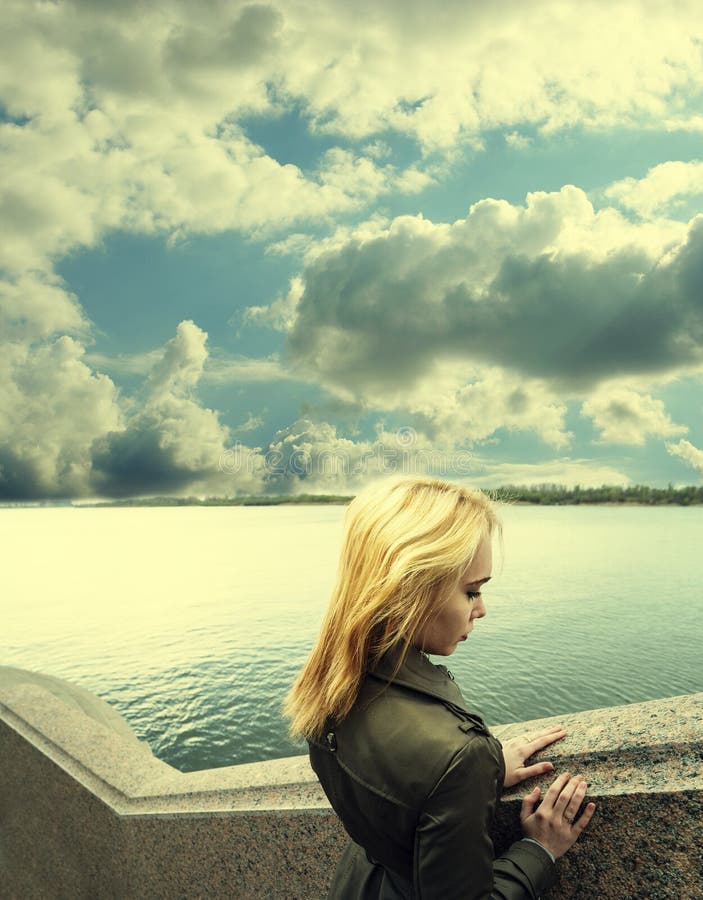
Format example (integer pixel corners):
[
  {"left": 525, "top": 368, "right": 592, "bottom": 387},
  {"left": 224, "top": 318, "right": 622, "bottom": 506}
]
[
  {"left": 1, "top": 667, "right": 701, "bottom": 899},
  {"left": 492, "top": 691, "right": 703, "bottom": 798},
  {"left": 2, "top": 680, "right": 700, "bottom": 809}
]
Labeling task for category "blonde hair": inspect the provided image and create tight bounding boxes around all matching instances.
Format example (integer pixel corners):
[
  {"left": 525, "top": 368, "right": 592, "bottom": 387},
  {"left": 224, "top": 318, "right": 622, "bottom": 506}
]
[{"left": 284, "top": 475, "right": 501, "bottom": 741}]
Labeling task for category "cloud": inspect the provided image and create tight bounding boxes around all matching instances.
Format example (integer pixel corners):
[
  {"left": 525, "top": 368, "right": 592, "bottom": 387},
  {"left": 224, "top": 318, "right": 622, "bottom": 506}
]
[
  {"left": 0, "top": 108, "right": 426, "bottom": 275},
  {"left": 84, "top": 349, "right": 163, "bottom": 377},
  {"left": 90, "top": 397, "right": 236, "bottom": 497},
  {"left": 0, "top": 336, "right": 122, "bottom": 499},
  {"left": 203, "top": 353, "right": 302, "bottom": 385},
  {"left": 162, "top": 4, "right": 284, "bottom": 73},
  {"left": 581, "top": 386, "right": 688, "bottom": 445},
  {"left": 362, "top": 140, "right": 393, "bottom": 160},
  {"left": 2, "top": 0, "right": 702, "bottom": 277},
  {"left": 0, "top": 111, "right": 130, "bottom": 274},
  {"left": 143, "top": 320, "right": 208, "bottom": 397},
  {"left": 316, "top": 147, "right": 433, "bottom": 202},
  {"left": 95, "top": 3, "right": 702, "bottom": 155},
  {"left": 236, "top": 186, "right": 703, "bottom": 450},
  {"left": 240, "top": 276, "right": 305, "bottom": 333},
  {"left": 232, "top": 416, "right": 474, "bottom": 495},
  {"left": 666, "top": 438, "right": 703, "bottom": 477},
  {"left": 91, "top": 321, "right": 266, "bottom": 497},
  {"left": 3, "top": 0, "right": 703, "bottom": 498},
  {"left": 0, "top": 261, "right": 123, "bottom": 499},
  {"left": 464, "top": 457, "right": 633, "bottom": 489},
  {"left": 5, "top": 175, "right": 699, "bottom": 497},
  {"left": 257, "top": 188, "right": 697, "bottom": 401},
  {"left": 218, "top": 416, "right": 631, "bottom": 494},
  {"left": 232, "top": 412, "right": 265, "bottom": 433},
  {"left": 504, "top": 132, "right": 532, "bottom": 150},
  {"left": 0, "top": 273, "right": 90, "bottom": 343},
  {"left": 0, "top": 314, "right": 271, "bottom": 499},
  {"left": 368, "top": 360, "right": 574, "bottom": 450},
  {"left": 605, "top": 160, "right": 703, "bottom": 218},
  {"left": 663, "top": 115, "right": 703, "bottom": 133},
  {"left": 86, "top": 346, "right": 305, "bottom": 385},
  {"left": 278, "top": 0, "right": 703, "bottom": 150}
]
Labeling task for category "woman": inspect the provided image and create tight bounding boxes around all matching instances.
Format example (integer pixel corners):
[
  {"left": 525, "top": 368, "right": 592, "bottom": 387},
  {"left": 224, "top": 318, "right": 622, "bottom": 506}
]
[{"left": 285, "top": 475, "right": 596, "bottom": 899}]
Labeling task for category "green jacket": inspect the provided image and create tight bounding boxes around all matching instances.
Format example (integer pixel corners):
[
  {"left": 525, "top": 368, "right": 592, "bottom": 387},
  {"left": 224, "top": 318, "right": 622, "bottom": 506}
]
[{"left": 308, "top": 644, "right": 557, "bottom": 899}]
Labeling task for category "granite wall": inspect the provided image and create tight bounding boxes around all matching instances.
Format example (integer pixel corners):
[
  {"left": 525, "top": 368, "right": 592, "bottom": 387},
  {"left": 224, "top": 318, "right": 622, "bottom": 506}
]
[{"left": 0, "top": 668, "right": 701, "bottom": 899}]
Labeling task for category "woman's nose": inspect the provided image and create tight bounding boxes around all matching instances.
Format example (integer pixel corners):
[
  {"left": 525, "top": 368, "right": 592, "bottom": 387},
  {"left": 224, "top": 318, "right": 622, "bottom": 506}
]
[{"left": 471, "top": 597, "right": 487, "bottom": 619}]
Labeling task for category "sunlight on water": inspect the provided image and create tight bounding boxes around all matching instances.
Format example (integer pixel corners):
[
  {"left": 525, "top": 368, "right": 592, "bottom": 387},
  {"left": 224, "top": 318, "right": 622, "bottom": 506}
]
[{"left": 1, "top": 504, "right": 701, "bottom": 771}]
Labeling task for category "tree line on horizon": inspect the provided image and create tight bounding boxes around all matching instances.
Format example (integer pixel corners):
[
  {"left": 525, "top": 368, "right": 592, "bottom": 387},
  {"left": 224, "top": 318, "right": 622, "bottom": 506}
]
[
  {"left": 81, "top": 483, "right": 703, "bottom": 507},
  {"left": 490, "top": 482, "right": 703, "bottom": 505}
]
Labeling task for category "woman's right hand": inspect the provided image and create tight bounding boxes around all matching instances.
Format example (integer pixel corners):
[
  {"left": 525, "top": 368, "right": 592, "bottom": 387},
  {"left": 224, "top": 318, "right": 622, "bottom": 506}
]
[{"left": 520, "top": 772, "right": 596, "bottom": 859}]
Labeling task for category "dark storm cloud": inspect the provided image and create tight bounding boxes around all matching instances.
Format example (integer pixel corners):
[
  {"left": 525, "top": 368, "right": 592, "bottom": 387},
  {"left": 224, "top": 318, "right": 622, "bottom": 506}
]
[
  {"left": 88, "top": 321, "right": 235, "bottom": 498},
  {"left": 90, "top": 418, "right": 203, "bottom": 498},
  {"left": 282, "top": 204, "right": 703, "bottom": 396},
  {"left": 0, "top": 448, "right": 53, "bottom": 500}
]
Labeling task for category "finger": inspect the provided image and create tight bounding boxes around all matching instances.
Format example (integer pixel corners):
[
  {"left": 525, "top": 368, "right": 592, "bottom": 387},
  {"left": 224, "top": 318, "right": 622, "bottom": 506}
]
[
  {"left": 553, "top": 775, "right": 584, "bottom": 815},
  {"left": 535, "top": 726, "right": 567, "bottom": 737},
  {"left": 518, "top": 762, "right": 555, "bottom": 781},
  {"left": 543, "top": 772, "right": 572, "bottom": 808},
  {"left": 564, "top": 780, "right": 588, "bottom": 819},
  {"left": 572, "top": 801, "right": 596, "bottom": 832},
  {"left": 524, "top": 729, "right": 568, "bottom": 753},
  {"left": 520, "top": 787, "right": 541, "bottom": 820}
]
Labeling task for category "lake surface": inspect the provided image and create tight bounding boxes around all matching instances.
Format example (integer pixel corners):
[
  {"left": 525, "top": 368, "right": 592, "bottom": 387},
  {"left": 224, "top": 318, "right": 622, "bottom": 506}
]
[{"left": 1, "top": 504, "right": 701, "bottom": 772}]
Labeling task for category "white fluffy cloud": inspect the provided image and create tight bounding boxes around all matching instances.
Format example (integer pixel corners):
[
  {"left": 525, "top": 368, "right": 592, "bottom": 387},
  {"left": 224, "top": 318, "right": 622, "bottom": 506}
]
[
  {"left": 666, "top": 438, "right": 703, "bottom": 476},
  {"left": 2, "top": 0, "right": 702, "bottom": 275},
  {"left": 0, "top": 336, "right": 122, "bottom": 498},
  {"left": 581, "top": 386, "right": 688, "bottom": 445},
  {"left": 278, "top": 0, "right": 703, "bottom": 149},
  {"left": 0, "top": 274, "right": 89, "bottom": 343},
  {"left": 0, "top": 0, "right": 437, "bottom": 276},
  {"left": 239, "top": 275, "right": 305, "bottom": 334},
  {"left": 0, "top": 268, "right": 122, "bottom": 498},
  {"left": 0, "top": 108, "right": 423, "bottom": 276},
  {"left": 332, "top": 359, "right": 574, "bottom": 451},
  {"left": 0, "top": 317, "right": 270, "bottom": 499},
  {"left": 605, "top": 160, "right": 703, "bottom": 218},
  {"left": 144, "top": 320, "right": 208, "bottom": 397}
]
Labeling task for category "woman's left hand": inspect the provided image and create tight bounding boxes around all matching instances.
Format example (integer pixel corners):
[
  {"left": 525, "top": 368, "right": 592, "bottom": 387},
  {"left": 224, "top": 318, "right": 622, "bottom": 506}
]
[{"left": 501, "top": 725, "right": 568, "bottom": 788}]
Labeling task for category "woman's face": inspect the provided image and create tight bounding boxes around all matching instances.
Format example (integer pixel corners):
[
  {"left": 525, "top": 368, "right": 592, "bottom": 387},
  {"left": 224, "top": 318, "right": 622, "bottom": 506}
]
[{"left": 412, "top": 534, "right": 492, "bottom": 656}]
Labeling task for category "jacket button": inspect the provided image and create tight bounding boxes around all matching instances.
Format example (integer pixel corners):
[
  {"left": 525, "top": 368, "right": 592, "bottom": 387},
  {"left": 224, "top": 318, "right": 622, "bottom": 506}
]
[{"left": 326, "top": 731, "right": 337, "bottom": 751}]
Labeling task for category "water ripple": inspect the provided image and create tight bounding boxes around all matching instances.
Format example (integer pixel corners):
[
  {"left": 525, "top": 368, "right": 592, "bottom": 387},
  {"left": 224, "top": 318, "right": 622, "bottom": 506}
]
[{"left": 1, "top": 505, "right": 701, "bottom": 770}]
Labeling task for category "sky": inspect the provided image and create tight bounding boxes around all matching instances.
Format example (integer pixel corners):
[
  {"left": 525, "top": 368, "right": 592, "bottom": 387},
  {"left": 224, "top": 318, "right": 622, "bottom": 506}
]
[{"left": 2, "top": 0, "right": 703, "bottom": 499}]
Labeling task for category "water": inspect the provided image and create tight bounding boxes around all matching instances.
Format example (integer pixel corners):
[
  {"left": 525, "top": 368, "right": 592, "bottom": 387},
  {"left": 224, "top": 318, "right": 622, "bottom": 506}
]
[{"left": 1, "top": 504, "right": 701, "bottom": 772}]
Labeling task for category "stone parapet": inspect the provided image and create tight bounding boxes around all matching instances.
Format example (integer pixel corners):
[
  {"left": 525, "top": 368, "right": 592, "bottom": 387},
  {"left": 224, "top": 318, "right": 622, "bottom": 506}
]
[{"left": 0, "top": 667, "right": 700, "bottom": 899}]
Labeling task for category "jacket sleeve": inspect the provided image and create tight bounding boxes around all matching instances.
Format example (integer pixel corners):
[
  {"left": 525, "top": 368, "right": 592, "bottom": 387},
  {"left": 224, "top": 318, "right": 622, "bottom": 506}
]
[{"left": 413, "top": 737, "right": 557, "bottom": 900}]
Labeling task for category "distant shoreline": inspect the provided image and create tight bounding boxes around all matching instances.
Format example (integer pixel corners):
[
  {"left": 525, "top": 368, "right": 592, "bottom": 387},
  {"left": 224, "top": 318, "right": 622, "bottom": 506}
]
[{"left": 2, "top": 484, "right": 702, "bottom": 508}]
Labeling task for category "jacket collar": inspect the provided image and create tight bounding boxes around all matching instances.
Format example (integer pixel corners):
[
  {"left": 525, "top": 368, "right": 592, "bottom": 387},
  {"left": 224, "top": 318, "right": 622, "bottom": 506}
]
[{"left": 367, "top": 641, "right": 475, "bottom": 715}]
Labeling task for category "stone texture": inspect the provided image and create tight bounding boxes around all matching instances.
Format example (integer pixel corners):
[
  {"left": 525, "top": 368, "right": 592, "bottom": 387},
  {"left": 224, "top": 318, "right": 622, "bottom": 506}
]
[
  {"left": 0, "top": 668, "right": 701, "bottom": 899},
  {"left": 0, "top": 666, "right": 140, "bottom": 741}
]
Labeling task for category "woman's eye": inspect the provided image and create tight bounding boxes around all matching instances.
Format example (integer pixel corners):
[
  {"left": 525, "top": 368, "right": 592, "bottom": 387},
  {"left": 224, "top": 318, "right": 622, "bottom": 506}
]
[{"left": 466, "top": 591, "right": 482, "bottom": 600}]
